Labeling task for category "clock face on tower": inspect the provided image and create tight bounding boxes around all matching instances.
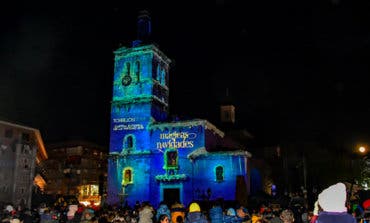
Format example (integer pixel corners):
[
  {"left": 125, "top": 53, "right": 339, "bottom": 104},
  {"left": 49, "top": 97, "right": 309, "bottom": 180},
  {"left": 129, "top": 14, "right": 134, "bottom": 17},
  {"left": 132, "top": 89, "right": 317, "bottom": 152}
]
[{"left": 121, "top": 75, "right": 132, "bottom": 86}]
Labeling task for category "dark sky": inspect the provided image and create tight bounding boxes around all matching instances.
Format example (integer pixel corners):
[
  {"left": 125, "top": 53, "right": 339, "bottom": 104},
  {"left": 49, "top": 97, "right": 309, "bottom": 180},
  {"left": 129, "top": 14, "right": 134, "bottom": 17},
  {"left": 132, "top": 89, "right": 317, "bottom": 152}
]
[{"left": 1, "top": 0, "right": 370, "bottom": 149}]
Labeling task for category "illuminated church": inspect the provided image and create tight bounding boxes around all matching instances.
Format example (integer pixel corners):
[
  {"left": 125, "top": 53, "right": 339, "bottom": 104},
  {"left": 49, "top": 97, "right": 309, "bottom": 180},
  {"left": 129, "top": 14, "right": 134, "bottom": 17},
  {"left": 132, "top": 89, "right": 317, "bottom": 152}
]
[{"left": 107, "top": 11, "right": 252, "bottom": 207}]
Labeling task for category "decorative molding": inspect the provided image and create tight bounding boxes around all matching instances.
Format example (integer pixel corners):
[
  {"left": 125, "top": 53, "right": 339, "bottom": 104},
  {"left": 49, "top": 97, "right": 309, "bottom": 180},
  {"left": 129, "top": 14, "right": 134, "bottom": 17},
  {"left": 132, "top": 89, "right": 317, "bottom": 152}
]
[
  {"left": 187, "top": 147, "right": 252, "bottom": 160},
  {"left": 155, "top": 174, "right": 187, "bottom": 182}
]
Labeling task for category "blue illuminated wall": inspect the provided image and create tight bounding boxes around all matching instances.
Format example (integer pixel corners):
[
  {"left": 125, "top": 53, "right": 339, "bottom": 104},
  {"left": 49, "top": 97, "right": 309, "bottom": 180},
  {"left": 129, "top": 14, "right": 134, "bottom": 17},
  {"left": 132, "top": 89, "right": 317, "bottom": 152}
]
[{"left": 107, "top": 43, "right": 251, "bottom": 207}]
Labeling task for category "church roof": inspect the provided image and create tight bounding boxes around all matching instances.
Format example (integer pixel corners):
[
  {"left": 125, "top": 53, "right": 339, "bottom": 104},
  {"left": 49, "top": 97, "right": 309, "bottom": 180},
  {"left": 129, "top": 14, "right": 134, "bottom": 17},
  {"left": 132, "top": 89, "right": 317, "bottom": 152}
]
[
  {"left": 46, "top": 140, "right": 105, "bottom": 151},
  {"left": 187, "top": 147, "right": 252, "bottom": 160}
]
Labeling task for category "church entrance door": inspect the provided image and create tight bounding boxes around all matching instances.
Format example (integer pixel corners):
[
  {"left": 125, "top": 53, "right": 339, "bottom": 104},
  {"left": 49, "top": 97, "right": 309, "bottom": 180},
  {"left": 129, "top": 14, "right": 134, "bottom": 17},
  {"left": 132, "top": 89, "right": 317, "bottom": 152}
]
[{"left": 163, "top": 188, "right": 180, "bottom": 206}]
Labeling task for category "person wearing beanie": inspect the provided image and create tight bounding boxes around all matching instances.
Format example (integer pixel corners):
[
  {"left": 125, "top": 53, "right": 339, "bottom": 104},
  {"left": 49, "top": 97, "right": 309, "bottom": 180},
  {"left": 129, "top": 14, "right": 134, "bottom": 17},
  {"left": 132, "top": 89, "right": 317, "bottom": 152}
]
[
  {"left": 251, "top": 214, "right": 262, "bottom": 223},
  {"left": 223, "top": 208, "right": 238, "bottom": 223},
  {"left": 236, "top": 206, "right": 250, "bottom": 223},
  {"left": 316, "top": 182, "right": 356, "bottom": 223},
  {"left": 80, "top": 208, "right": 95, "bottom": 223},
  {"left": 251, "top": 210, "right": 262, "bottom": 223},
  {"left": 361, "top": 199, "right": 370, "bottom": 223},
  {"left": 184, "top": 202, "right": 207, "bottom": 223},
  {"left": 156, "top": 203, "right": 171, "bottom": 223},
  {"left": 363, "top": 199, "right": 370, "bottom": 211},
  {"left": 171, "top": 202, "right": 186, "bottom": 223},
  {"left": 189, "top": 203, "right": 201, "bottom": 213}
]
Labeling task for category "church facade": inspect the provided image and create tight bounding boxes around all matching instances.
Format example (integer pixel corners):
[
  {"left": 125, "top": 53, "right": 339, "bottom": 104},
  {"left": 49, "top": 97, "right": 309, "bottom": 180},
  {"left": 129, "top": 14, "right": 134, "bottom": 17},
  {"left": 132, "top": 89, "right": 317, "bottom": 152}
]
[{"left": 107, "top": 12, "right": 251, "bottom": 207}]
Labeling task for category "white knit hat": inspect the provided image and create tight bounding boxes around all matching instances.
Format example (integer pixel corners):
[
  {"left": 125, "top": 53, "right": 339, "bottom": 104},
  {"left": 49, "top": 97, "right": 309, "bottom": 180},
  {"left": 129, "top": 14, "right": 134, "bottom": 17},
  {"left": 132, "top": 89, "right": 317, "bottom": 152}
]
[
  {"left": 5, "top": 205, "right": 14, "bottom": 212},
  {"left": 318, "top": 182, "right": 347, "bottom": 212}
]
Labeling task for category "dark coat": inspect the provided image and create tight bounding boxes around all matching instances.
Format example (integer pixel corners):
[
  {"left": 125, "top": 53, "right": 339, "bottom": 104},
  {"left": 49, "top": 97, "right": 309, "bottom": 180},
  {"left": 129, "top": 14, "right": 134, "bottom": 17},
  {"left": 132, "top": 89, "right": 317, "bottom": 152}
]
[
  {"left": 316, "top": 212, "right": 356, "bottom": 223},
  {"left": 185, "top": 212, "right": 207, "bottom": 223}
]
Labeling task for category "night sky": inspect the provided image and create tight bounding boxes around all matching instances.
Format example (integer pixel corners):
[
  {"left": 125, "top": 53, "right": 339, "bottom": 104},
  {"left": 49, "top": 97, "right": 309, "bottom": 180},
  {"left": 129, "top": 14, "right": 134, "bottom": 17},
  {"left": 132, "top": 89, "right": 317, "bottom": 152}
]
[{"left": 1, "top": 0, "right": 370, "bottom": 150}]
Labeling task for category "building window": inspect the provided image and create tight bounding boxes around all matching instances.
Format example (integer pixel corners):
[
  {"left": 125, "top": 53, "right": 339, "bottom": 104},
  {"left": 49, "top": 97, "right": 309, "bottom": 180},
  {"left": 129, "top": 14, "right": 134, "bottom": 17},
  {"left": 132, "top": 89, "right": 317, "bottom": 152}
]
[
  {"left": 24, "top": 159, "right": 29, "bottom": 169},
  {"left": 22, "top": 133, "right": 30, "bottom": 142},
  {"left": 122, "top": 167, "right": 133, "bottom": 186},
  {"left": 215, "top": 166, "right": 224, "bottom": 182},
  {"left": 127, "top": 136, "right": 133, "bottom": 148},
  {"left": 66, "top": 155, "right": 82, "bottom": 165},
  {"left": 4, "top": 129, "right": 13, "bottom": 138},
  {"left": 135, "top": 61, "right": 140, "bottom": 82},
  {"left": 122, "top": 134, "right": 136, "bottom": 152},
  {"left": 125, "top": 62, "right": 131, "bottom": 75},
  {"left": 161, "top": 69, "right": 166, "bottom": 85},
  {"left": 22, "top": 145, "right": 31, "bottom": 154},
  {"left": 157, "top": 64, "right": 161, "bottom": 82},
  {"left": 166, "top": 150, "right": 178, "bottom": 168},
  {"left": 123, "top": 135, "right": 135, "bottom": 151}
]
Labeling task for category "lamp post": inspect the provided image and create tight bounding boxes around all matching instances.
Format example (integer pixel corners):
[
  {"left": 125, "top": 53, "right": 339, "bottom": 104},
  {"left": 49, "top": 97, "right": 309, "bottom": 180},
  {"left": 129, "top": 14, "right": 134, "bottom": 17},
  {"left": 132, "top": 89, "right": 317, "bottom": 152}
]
[
  {"left": 362, "top": 157, "right": 370, "bottom": 190},
  {"left": 350, "top": 145, "right": 369, "bottom": 196},
  {"left": 118, "top": 185, "right": 127, "bottom": 207},
  {"left": 357, "top": 146, "right": 370, "bottom": 189},
  {"left": 348, "top": 146, "right": 364, "bottom": 201}
]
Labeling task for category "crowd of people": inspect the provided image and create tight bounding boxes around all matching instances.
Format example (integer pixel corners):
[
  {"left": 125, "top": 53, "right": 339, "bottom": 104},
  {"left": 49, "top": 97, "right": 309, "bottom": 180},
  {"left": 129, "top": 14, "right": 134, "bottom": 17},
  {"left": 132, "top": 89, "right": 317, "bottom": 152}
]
[{"left": 0, "top": 182, "right": 368, "bottom": 223}]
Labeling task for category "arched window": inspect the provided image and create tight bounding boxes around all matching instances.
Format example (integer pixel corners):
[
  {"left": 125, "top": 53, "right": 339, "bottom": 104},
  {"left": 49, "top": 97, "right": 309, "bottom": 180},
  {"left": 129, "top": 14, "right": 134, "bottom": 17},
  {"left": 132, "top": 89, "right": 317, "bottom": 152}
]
[
  {"left": 135, "top": 61, "right": 140, "bottom": 82},
  {"left": 165, "top": 149, "right": 178, "bottom": 171},
  {"left": 127, "top": 136, "right": 133, "bottom": 148},
  {"left": 123, "top": 135, "right": 135, "bottom": 151},
  {"left": 122, "top": 167, "right": 133, "bottom": 185},
  {"left": 157, "top": 64, "right": 161, "bottom": 82},
  {"left": 125, "top": 62, "right": 131, "bottom": 75},
  {"left": 161, "top": 69, "right": 166, "bottom": 85},
  {"left": 153, "top": 64, "right": 157, "bottom": 80},
  {"left": 215, "top": 166, "right": 224, "bottom": 182}
]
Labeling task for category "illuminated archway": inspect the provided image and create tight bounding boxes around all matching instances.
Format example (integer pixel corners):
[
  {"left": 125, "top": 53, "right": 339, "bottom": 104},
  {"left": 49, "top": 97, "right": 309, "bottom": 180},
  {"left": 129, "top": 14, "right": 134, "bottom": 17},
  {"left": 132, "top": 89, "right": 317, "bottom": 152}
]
[{"left": 122, "top": 167, "right": 134, "bottom": 186}]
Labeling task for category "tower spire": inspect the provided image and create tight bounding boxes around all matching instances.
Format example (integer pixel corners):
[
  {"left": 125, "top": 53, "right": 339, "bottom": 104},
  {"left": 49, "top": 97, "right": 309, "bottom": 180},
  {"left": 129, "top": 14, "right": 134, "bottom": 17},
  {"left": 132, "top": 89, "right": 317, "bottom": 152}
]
[
  {"left": 220, "top": 87, "right": 235, "bottom": 125},
  {"left": 133, "top": 10, "right": 152, "bottom": 47}
]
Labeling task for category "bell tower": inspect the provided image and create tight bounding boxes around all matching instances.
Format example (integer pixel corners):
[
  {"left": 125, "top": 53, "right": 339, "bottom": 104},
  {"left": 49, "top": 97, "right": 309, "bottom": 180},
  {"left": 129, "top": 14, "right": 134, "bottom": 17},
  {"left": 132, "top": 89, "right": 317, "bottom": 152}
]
[
  {"left": 109, "top": 11, "right": 171, "bottom": 153},
  {"left": 220, "top": 88, "right": 235, "bottom": 125}
]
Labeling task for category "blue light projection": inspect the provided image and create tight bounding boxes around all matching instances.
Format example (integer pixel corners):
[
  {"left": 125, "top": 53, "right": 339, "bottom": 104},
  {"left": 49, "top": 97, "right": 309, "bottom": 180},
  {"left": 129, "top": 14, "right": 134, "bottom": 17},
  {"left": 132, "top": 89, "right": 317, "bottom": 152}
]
[{"left": 107, "top": 43, "right": 251, "bottom": 208}]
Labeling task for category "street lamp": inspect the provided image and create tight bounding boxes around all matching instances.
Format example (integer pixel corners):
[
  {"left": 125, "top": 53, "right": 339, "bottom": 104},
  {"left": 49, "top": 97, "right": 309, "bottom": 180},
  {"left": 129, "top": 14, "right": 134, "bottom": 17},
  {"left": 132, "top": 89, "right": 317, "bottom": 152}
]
[
  {"left": 359, "top": 146, "right": 367, "bottom": 154},
  {"left": 118, "top": 185, "right": 127, "bottom": 207},
  {"left": 354, "top": 145, "right": 370, "bottom": 190},
  {"left": 348, "top": 145, "right": 367, "bottom": 199}
]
